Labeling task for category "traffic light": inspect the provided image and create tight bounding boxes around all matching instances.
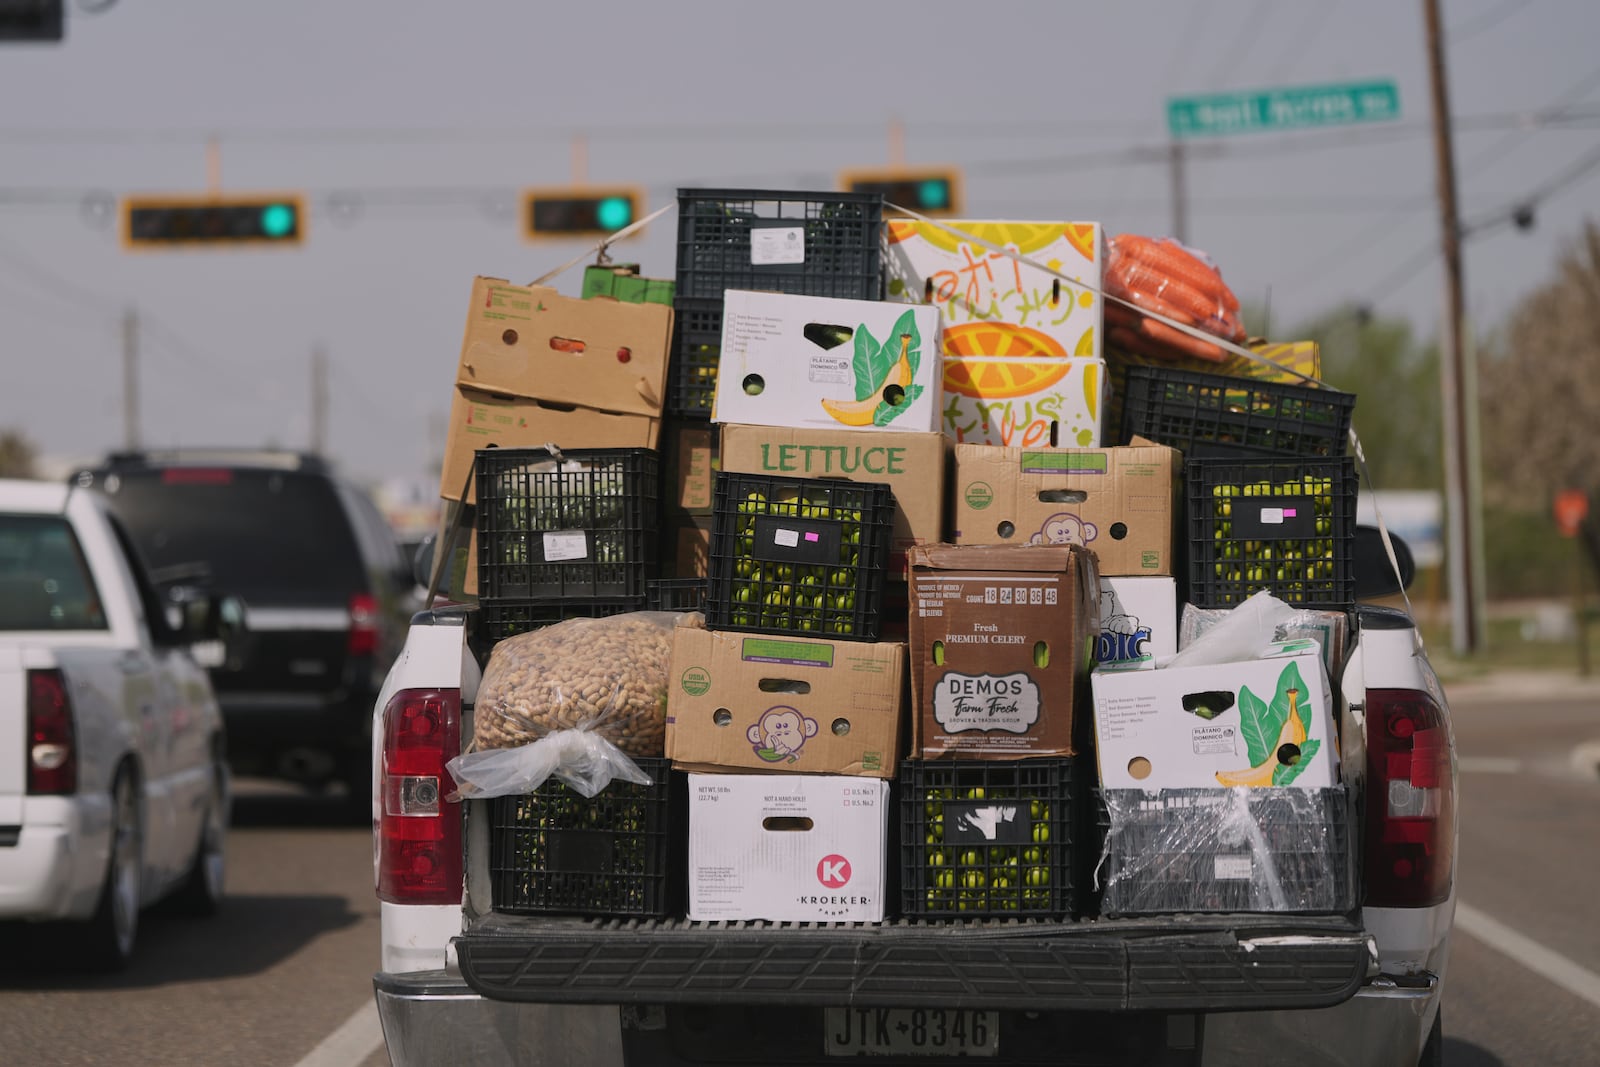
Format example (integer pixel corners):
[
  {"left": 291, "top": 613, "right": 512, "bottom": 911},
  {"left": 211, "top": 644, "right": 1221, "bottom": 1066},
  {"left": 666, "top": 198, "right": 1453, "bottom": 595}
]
[
  {"left": 523, "top": 187, "right": 643, "bottom": 241},
  {"left": 840, "top": 169, "right": 963, "bottom": 217},
  {"left": 121, "top": 194, "right": 306, "bottom": 249},
  {"left": 0, "top": 1, "right": 63, "bottom": 43}
]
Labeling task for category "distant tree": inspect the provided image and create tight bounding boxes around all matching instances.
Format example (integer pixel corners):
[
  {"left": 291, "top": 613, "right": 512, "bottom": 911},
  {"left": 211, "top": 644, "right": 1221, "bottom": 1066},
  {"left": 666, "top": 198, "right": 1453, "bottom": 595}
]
[
  {"left": 1289, "top": 305, "right": 1443, "bottom": 492},
  {"left": 1477, "top": 221, "right": 1600, "bottom": 509},
  {"left": 0, "top": 431, "right": 38, "bottom": 479}
]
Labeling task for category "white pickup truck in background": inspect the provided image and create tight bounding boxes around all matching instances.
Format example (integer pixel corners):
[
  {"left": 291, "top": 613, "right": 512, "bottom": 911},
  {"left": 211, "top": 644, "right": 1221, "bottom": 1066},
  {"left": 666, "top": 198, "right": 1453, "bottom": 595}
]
[{"left": 0, "top": 479, "right": 236, "bottom": 970}]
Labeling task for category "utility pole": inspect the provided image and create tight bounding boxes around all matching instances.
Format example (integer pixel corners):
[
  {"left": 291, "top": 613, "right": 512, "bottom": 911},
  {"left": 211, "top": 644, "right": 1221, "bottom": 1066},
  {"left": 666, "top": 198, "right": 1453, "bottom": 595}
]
[
  {"left": 122, "top": 307, "right": 140, "bottom": 449},
  {"left": 311, "top": 346, "right": 328, "bottom": 455},
  {"left": 1423, "top": 0, "right": 1481, "bottom": 655},
  {"left": 1168, "top": 141, "right": 1188, "bottom": 244}
]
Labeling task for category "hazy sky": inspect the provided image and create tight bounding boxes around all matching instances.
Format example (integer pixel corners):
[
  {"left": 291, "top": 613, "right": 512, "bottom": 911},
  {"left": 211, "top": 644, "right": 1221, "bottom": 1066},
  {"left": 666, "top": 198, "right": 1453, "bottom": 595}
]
[{"left": 3, "top": 0, "right": 1597, "bottom": 488}]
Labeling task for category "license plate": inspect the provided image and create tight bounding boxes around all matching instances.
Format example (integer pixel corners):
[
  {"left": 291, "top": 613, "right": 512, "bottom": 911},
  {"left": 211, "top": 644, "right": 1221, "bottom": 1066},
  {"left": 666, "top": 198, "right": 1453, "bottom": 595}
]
[{"left": 825, "top": 1007, "right": 998, "bottom": 1057}]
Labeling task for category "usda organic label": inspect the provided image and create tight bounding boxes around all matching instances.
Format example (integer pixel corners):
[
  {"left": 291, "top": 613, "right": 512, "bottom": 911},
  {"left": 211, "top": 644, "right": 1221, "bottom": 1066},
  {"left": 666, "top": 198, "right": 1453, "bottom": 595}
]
[
  {"left": 965, "top": 481, "right": 994, "bottom": 510},
  {"left": 680, "top": 666, "right": 712, "bottom": 697}
]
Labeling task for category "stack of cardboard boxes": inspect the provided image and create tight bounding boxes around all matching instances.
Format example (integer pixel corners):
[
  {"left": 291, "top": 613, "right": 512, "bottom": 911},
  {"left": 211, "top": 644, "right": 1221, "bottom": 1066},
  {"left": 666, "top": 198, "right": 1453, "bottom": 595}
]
[{"left": 447, "top": 189, "right": 1356, "bottom": 923}]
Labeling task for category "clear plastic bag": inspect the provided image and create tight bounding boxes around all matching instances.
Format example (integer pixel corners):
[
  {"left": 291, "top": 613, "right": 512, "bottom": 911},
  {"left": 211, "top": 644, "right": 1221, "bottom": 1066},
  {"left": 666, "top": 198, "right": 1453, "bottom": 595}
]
[
  {"left": 447, "top": 611, "right": 694, "bottom": 800},
  {"left": 1098, "top": 786, "right": 1355, "bottom": 915},
  {"left": 1161, "top": 589, "right": 1300, "bottom": 669},
  {"left": 1179, "top": 601, "right": 1349, "bottom": 680}
]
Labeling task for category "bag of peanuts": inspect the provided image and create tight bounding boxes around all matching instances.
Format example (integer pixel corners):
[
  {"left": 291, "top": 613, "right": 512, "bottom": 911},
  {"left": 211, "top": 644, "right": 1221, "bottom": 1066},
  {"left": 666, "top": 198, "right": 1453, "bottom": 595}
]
[{"left": 446, "top": 611, "right": 697, "bottom": 799}]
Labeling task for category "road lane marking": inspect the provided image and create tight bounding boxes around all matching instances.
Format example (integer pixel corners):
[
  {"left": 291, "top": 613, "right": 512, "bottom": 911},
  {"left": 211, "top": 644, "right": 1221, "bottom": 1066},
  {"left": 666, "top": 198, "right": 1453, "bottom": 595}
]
[
  {"left": 291, "top": 999, "right": 383, "bottom": 1067},
  {"left": 1457, "top": 757, "right": 1523, "bottom": 774},
  {"left": 1455, "top": 902, "right": 1600, "bottom": 1011}
]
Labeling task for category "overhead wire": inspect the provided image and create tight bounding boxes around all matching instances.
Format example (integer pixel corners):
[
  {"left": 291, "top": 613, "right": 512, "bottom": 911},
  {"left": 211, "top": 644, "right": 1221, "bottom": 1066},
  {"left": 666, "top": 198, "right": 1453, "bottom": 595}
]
[{"left": 1447, "top": 0, "right": 1532, "bottom": 44}]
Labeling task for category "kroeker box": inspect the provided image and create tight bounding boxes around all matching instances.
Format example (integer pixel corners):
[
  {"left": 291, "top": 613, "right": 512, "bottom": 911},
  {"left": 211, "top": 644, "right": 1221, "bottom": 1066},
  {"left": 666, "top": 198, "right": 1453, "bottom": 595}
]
[
  {"left": 712, "top": 291, "right": 944, "bottom": 434},
  {"left": 908, "top": 542, "right": 1097, "bottom": 759},
  {"left": 687, "top": 773, "right": 889, "bottom": 922},
  {"left": 950, "top": 439, "right": 1179, "bottom": 576}
]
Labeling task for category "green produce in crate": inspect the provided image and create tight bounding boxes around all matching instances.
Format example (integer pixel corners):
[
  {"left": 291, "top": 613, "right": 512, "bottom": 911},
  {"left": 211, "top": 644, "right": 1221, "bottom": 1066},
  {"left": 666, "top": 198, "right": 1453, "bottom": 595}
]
[{"left": 917, "top": 783, "right": 1057, "bottom": 913}]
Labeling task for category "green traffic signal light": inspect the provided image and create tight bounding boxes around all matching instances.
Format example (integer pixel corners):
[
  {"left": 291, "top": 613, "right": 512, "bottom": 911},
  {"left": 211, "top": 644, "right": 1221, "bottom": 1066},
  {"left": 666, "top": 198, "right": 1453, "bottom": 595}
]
[
  {"left": 917, "top": 179, "right": 951, "bottom": 211},
  {"left": 524, "top": 188, "right": 644, "bottom": 241},
  {"left": 839, "top": 169, "right": 962, "bottom": 217},
  {"left": 260, "top": 203, "right": 296, "bottom": 238}
]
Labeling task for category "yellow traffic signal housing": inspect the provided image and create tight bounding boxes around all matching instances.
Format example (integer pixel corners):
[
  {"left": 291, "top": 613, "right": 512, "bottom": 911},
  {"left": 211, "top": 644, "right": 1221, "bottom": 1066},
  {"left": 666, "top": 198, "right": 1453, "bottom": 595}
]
[
  {"left": 121, "top": 194, "right": 306, "bottom": 249},
  {"left": 839, "top": 169, "right": 963, "bottom": 217},
  {"left": 523, "top": 187, "right": 644, "bottom": 241}
]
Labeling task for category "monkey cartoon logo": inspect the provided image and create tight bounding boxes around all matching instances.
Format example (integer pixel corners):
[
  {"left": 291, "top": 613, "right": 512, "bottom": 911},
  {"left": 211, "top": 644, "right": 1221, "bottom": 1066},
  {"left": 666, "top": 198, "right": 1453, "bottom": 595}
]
[
  {"left": 1029, "top": 512, "right": 1098, "bottom": 547},
  {"left": 748, "top": 705, "right": 819, "bottom": 763}
]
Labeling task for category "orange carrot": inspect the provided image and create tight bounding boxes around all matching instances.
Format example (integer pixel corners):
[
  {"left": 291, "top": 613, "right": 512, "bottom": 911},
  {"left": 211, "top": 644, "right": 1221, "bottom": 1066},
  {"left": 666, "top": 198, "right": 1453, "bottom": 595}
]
[
  {"left": 1115, "top": 234, "right": 1241, "bottom": 312},
  {"left": 1134, "top": 315, "right": 1229, "bottom": 363}
]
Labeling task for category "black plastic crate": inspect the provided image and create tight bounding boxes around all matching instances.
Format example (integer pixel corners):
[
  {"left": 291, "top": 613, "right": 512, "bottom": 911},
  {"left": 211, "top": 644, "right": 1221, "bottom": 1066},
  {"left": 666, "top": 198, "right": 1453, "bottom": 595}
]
[
  {"left": 487, "top": 758, "right": 683, "bottom": 919},
  {"left": 675, "top": 188, "right": 884, "bottom": 302},
  {"left": 475, "top": 597, "right": 644, "bottom": 645},
  {"left": 475, "top": 448, "right": 659, "bottom": 601},
  {"left": 665, "top": 298, "right": 723, "bottom": 419},
  {"left": 647, "top": 578, "right": 707, "bottom": 613},
  {"left": 1121, "top": 366, "right": 1355, "bottom": 459},
  {"left": 1101, "top": 787, "right": 1355, "bottom": 916},
  {"left": 898, "top": 759, "right": 1078, "bottom": 919},
  {"left": 706, "top": 473, "right": 893, "bottom": 641},
  {"left": 1186, "top": 456, "right": 1357, "bottom": 610}
]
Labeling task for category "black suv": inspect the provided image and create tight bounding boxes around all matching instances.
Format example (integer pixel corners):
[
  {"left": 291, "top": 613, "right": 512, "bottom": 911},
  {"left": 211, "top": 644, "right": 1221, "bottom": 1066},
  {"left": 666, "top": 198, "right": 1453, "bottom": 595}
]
[{"left": 72, "top": 450, "right": 415, "bottom": 799}]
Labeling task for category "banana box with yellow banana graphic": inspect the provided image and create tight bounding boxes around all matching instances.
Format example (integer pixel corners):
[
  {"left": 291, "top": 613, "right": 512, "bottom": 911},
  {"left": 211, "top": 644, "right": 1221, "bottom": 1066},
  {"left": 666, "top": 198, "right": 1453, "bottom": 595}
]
[
  {"left": 712, "top": 290, "right": 944, "bottom": 433},
  {"left": 1089, "top": 640, "right": 1338, "bottom": 790}
]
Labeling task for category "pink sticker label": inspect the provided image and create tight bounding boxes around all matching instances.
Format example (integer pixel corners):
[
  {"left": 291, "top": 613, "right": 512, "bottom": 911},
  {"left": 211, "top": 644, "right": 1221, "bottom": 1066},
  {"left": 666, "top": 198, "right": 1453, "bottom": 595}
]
[{"left": 805, "top": 532, "right": 820, "bottom": 542}]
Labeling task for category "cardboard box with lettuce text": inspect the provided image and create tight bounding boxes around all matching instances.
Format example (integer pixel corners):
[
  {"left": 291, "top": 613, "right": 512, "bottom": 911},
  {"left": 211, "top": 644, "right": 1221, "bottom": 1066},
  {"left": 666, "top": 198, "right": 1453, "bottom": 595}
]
[
  {"left": 455, "top": 276, "right": 673, "bottom": 417},
  {"left": 908, "top": 542, "right": 1097, "bottom": 759},
  {"left": 720, "top": 423, "right": 947, "bottom": 580},
  {"left": 951, "top": 440, "right": 1178, "bottom": 576},
  {"left": 666, "top": 627, "right": 905, "bottom": 778}
]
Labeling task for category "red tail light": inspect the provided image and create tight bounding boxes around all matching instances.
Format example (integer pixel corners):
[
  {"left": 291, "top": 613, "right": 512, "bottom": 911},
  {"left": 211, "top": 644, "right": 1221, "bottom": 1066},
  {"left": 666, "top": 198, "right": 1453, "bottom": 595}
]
[
  {"left": 1364, "top": 688, "right": 1455, "bottom": 907},
  {"left": 348, "top": 593, "right": 379, "bottom": 657},
  {"left": 377, "top": 688, "right": 462, "bottom": 905},
  {"left": 27, "top": 669, "right": 76, "bottom": 795}
]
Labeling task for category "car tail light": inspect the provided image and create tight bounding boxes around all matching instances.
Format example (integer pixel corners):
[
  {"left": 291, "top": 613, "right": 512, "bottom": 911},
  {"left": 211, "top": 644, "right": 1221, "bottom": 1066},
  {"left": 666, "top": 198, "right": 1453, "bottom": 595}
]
[
  {"left": 27, "top": 669, "right": 76, "bottom": 795},
  {"left": 377, "top": 688, "right": 462, "bottom": 905},
  {"left": 1364, "top": 688, "right": 1454, "bottom": 907},
  {"left": 348, "top": 593, "right": 379, "bottom": 657}
]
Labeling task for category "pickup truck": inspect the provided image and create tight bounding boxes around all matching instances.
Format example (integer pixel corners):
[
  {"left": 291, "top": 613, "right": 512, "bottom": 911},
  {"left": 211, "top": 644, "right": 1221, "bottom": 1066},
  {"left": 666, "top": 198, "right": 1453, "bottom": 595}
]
[
  {"left": 368, "top": 528, "right": 1453, "bottom": 1067},
  {"left": 0, "top": 478, "right": 234, "bottom": 970}
]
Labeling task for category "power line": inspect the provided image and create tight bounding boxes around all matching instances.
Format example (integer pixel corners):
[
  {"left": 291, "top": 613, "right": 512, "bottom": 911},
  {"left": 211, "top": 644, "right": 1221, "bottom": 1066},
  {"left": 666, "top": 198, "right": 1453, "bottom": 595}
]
[
  {"left": 1261, "top": 5, "right": 1334, "bottom": 84},
  {"left": 1206, "top": 0, "right": 1275, "bottom": 91},
  {"left": 1448, "top": 0, "right": 1532, "bottom": 44}
]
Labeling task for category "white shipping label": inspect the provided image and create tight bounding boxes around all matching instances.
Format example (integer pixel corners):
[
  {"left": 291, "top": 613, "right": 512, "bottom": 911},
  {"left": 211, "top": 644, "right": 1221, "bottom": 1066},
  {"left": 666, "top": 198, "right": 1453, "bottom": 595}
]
[
  {"left": 1261, "top": 508, "right": 1286, "bottom": 524},
  {"left": 774, "top": 528, "right": 800, "bottom": 548},
  {"left": 543, "top": 531, "right": 589, "bottom": 562},
  {"left": 933, "top": 672, "right": 1041, "bottom": 734},
  {"left": 1214, "top": 856, "right": 1253, "bottom": 881},
  {"left": 750, "top": 226, "right": 806, "bottom": 265},
  {"left": 807, "top": 354, "right": 852, "bottom": 385}
]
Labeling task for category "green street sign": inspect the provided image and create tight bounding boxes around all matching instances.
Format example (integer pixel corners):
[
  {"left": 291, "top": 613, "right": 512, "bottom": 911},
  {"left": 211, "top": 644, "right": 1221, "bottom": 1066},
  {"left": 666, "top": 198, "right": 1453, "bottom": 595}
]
[{"left": 1167, "top": 80, "right": 1400, "bottom": 138}]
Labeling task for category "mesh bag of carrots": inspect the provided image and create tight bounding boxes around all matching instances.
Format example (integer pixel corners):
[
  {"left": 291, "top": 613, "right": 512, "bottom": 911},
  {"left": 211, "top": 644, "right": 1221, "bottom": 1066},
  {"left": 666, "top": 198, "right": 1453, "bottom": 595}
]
[{"left": 1104, "top": 234, "right": 1245, "bottom": 363}]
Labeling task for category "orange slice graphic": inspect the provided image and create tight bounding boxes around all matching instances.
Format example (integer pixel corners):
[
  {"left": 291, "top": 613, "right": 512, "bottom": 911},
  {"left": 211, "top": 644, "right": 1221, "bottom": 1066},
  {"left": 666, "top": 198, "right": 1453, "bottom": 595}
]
[
  {"left": 942, "top": 322, "right": 1073, "bottom": 399},
  {"left": 1064, "top": 223, "right": 1098, "bottom": 263},
  {"left": 888, "top": 221, "right": 1076, "bottom": 257}
]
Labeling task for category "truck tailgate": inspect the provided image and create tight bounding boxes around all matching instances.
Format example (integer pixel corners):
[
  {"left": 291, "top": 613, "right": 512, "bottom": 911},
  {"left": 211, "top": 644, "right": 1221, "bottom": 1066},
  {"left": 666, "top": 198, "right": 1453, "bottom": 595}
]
[{"left": 455, "top": 914, "right": 1373, "bottom": 1013}]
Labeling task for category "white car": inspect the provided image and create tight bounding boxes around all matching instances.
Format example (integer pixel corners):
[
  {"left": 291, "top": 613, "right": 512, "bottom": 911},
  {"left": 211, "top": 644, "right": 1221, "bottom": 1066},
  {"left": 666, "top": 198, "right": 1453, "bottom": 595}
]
[{"left": 0, "top": 479, "right": 234, "bottom": 970}]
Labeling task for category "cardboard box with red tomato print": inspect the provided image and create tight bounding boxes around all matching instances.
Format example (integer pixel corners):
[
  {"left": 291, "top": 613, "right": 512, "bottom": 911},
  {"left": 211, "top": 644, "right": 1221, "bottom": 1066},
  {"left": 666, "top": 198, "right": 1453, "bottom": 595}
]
[{"left": 883, "top": 220, "right": 1109, "bottom": 449}]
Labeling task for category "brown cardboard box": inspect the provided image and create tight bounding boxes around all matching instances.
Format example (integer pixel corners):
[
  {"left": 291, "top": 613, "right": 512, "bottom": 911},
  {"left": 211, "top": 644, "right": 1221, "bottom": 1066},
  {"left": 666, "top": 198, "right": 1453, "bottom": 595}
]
[
  {"left": 666, "top": 626, "right": 906, "bottom": 778},
  {"left": 909, "top": 543, "right": 1097, "bottom": 759},
  {"left": 663, "top": 419, "right": 719, "bottom": 516},
  {"left": 439, "top": 386, "right": 660, "bottom": 504},
  {"left": 949, "top": 440, "right": 1178, "bottom": 576},
  {"left": 455, "top": 277, "right": 673, "bottom": 418},
  {"left": 719, "top": 424, "right": 948, "bottom": 579}
]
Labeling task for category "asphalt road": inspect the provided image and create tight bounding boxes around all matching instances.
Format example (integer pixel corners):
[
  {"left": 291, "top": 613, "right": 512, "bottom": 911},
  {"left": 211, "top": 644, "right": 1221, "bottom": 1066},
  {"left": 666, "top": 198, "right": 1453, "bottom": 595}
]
[
  {"left": 1, "top": 688, "right": 1596, "bottom": 1067},
  {"left": 1436, "top": 684, "right": 1600, "bottom": 1067}
]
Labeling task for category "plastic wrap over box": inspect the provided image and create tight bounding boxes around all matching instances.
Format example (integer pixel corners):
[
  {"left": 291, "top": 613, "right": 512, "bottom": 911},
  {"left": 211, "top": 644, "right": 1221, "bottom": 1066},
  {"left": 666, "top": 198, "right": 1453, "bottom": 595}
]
[{"left": 1099, "top": 786, "right": 1355, "bottom": 915}]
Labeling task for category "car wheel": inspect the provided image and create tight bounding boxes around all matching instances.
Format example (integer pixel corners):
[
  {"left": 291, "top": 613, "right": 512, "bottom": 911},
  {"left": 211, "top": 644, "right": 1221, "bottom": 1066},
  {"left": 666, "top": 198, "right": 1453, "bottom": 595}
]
[
  {"left": 79, "top": 767, "right": 142, "bottom": 971},
  {"left": 1418, "top": 1007, "right": 1442, "bottom": 1067},
  {"left": 169, "top": 762, "right": 228, "bottom": 917}
]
